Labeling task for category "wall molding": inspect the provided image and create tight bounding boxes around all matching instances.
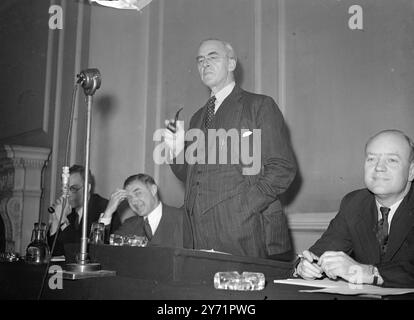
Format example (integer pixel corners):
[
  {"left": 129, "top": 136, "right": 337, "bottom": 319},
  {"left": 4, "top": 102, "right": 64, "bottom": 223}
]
[
  {"left": 152, "top": 0, "right": 164, "bottom": 184},
  {"left": 69, "top": 0, "right": 85, "bottom": 165},
  {"left": 287, "top": 211, "right": 336, "bottom": 231},
  {"left": 278, "top": 0, "right": 286, "bottom": 115},
  {"left": 42, "top": 0, "right": 56, "bottom": 133},
  {"left": 49, "top": 0, "right": 66, "bottom": 204},
  {"left": 254, "top": 0, "right": 262, "bottom": 94}
]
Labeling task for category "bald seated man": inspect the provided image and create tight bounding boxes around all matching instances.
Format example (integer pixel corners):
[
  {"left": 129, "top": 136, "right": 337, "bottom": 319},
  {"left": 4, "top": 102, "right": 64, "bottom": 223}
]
[{"left": 295, "top": 129, "right": 414, "bottom": 288}]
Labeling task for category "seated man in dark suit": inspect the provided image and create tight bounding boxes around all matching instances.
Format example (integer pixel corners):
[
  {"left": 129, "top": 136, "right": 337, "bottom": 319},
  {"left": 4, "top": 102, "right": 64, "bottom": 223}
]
[
  {"left": 295, "top": 129, "right": 414, "bottom": 287},
  {"left": 99, "top": 173, "right": 185, "bottom": 248},
  {"left": 48, "top": 165, "right": 121, "bottom": 256}
]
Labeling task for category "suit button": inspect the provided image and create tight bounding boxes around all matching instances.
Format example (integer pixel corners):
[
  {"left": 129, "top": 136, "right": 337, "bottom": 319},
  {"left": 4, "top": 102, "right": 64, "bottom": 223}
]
[{"left": 196, "top": 182, "right": 200, "bottom": 185}]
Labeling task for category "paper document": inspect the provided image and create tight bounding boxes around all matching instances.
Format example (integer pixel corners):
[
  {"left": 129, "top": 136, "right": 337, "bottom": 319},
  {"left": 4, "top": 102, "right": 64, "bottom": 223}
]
[
  {"left": 199, "top": 249, "right": 232, "bottom": 255},
  {"left": 274, "top": 278, "right": 414, "bottom": 296},
  {"left": 274, "top": 278, "right": 343, "bottom": 288}
]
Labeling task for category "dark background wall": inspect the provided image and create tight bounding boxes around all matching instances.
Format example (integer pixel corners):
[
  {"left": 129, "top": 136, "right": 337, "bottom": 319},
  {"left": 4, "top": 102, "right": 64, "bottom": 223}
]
[{"left": 0, "top": 0, "right": 49, "bottom": 144}]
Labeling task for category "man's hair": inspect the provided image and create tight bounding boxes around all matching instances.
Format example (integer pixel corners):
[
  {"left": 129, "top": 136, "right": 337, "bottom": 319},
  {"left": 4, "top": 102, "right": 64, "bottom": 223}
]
[
  {"left": 69, "top": 164, "right": 94, "bottom": 188},
  {"left": 200, "top": 38, "right": 237, "bottom": 63},
  {"left": 123, "top": 173, "right": 160, "bottom": 201},
  {"left": 365, "top": 129, "right": 414, "bottom": 162}
]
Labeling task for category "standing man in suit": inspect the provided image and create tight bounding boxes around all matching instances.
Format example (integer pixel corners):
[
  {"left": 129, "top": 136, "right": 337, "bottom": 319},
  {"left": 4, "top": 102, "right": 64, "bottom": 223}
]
[
  {"left": 163, "top": 39, "right": 297, "bottom": 259},
  {"left": 296, "top": 130, "right": 414, "bottom": 287},
  {"left": 48, "top": 165, "right": 120, "bottom": 256},
  {"left": 99, "top": 173, "right": 184, "bottom": 248}
]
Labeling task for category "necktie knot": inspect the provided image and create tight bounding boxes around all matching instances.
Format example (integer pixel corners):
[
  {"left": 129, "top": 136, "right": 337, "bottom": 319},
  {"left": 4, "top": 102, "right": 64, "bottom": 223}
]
[
  {"left": 380, "top": 206, "right": 390, "bottom": 220},
  {"left": 204, "top": 96, "right": 216, "bottom": 129}
]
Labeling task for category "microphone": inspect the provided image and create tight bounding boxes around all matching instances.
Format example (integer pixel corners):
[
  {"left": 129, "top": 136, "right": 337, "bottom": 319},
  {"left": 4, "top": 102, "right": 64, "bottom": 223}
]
[
  {"left": 48, "top": 166, "right": 70, "bottom": 214},
  {"left": 76, "top": 68, "right": 101, "bottom": 96}
]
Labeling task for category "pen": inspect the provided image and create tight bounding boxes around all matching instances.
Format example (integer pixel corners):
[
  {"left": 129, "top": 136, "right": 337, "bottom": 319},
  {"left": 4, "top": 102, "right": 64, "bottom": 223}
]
[{"left": 298, "top": 254, "right": 319, "bottom": 264}]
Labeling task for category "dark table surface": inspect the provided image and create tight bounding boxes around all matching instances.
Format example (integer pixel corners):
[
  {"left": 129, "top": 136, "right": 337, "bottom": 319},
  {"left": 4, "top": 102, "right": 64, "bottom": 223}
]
[{"left": 1, "top": 261, "right": 412, "bottom": 301}]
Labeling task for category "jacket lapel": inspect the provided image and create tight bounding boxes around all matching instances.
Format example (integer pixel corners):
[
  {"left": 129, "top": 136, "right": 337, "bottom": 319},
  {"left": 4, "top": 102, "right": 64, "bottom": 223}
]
[
  {"left": 354, "top": 195, "right": 381, "bottom": 263},
  {"left": 213, "top": 85, "right": 244, "bottom": 130},
  {"left": 383, "top": 186, "right": 414, "bottom": 261}
]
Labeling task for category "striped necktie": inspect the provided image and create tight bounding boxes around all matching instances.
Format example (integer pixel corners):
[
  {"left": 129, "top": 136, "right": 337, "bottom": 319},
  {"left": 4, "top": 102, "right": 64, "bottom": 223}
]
[
  {"left": 143, "top": 217, "right": 153, "bottom": 240},
  {"left": 204, "top": 96, "right": 216, "bottom": 129},
  {"left": 376, "top": 206, "right": 390, "bottom": 255},
  {"left": 67, "top": 208, "right": 79, "bottom": 230}
]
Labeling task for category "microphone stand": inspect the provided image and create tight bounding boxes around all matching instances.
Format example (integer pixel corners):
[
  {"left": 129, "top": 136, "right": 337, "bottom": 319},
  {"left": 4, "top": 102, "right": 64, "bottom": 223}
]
[{"left": 63, "top": 69, "right": 115, "bottom": 279}]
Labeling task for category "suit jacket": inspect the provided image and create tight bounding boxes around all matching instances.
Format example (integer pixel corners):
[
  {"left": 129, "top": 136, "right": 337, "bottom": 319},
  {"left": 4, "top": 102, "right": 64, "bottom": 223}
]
[
  {"left": 171, "top": 85, "right": 297, "bottom": 258},
  {"left": 48, "top": 193, "right": 121, "bottom": 256},
  {"left": 309, "top": 185, "right": 414, "bottom": 288},
  {"left": 114, "top": 204, "right": 184, "bottom": 248}
]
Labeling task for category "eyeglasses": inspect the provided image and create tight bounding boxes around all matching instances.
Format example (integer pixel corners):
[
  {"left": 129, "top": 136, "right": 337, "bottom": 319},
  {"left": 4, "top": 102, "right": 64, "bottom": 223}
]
[
  {"left": 196, "top": 54, "right": 227, "bottom": 66},
  {"left": 69, "top": 185, "right": 84, "bottom": 193}
]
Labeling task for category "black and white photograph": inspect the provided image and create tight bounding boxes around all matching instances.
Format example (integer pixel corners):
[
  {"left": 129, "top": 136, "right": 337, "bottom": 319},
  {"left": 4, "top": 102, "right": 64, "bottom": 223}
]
[{"left": 0, "top": 0, "right": 413, "bottom": 308}]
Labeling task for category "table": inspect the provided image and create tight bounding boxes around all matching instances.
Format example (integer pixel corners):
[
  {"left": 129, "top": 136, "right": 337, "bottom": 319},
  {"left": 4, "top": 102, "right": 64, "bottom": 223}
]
[{"left": 1, "top": 245, "right": 412, "bottom": 301}]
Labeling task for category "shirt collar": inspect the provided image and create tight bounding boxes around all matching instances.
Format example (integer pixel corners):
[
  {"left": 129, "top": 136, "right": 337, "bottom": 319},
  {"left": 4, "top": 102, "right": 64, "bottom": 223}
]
[
  {"left": 146, "top": 202, "right": 162, "bottom": 234},
  {"left": 375, "top": 197, "right": 404, "bottom": 225},
  {"left": 211, "top": 81, "right": 235, "bottom": 113}
]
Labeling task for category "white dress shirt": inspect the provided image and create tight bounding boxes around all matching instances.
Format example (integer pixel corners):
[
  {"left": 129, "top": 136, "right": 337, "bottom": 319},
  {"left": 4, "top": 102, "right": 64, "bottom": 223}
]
[
  {"left": 99, "top": 202, "right": 163, "bottom": 235},
  {"left": 213, "top": 81, "right": 235, "bottom": 113},
  {"left": 375, "top": 198, "right": 403, "bottom": 233}
]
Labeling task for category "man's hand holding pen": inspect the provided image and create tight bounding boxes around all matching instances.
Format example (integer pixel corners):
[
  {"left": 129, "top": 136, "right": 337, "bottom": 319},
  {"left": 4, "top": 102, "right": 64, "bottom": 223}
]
[
  {"left": 296, "top": 250, "right": 380, "bottom": 285},
  {"left": 295, "top": 250, "right": 324, "bottom": 280}
]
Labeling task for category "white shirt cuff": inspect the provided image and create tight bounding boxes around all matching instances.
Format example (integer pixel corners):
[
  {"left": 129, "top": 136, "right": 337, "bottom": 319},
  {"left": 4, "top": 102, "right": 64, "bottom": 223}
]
[{"left": 99, "top": 213, "right": 112, "bottom": 226}]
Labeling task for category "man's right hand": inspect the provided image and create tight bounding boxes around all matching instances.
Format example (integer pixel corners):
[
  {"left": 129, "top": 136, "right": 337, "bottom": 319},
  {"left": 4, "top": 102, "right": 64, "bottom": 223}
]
[
  {"left": 295, "top": 250, "right": 324, "bottom": 280},
  {"left": 102, "top": 189, "right": 128, "bottom": 220},
  {"left": 162, "top": 120, "right": 185, "bottom": 158},
  {"left": 49, "top": 196, "right": 71, "bottom": 235}
]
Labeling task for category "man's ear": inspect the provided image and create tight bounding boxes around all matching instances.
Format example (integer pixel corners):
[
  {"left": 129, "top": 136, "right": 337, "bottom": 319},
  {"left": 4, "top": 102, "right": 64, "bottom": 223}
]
[
  {"left": 150, "top": 184, "right": 158, "bottom": 198},
  {"left": 228, "top": 57, "right": 236, "bottom": 72},
  {"left": 409, "top": 161, "right": 414, "bottom": 182}
]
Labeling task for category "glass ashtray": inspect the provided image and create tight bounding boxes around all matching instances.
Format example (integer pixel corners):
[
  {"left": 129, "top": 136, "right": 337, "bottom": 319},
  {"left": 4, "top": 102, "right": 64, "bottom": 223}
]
[
  {"left": 126, "top": 235, "right": 148, "bottom": 247},
  {"left": 109, "top": 234, "right": 148, "bottom": 247},
  {"left": 214, "top": 271, "right": 265, "bottom": 291}
]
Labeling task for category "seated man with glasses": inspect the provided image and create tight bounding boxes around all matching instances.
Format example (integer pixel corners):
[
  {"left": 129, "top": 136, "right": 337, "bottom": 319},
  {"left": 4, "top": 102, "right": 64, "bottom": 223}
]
[{"left": 48, "top": 164, "right": 121, "bottom": 256}]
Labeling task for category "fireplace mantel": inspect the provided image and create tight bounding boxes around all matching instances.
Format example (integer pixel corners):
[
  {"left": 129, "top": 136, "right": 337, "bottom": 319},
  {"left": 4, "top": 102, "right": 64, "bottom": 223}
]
[{"left": 0, "top": 145, "right": 50, "bottom": 254}]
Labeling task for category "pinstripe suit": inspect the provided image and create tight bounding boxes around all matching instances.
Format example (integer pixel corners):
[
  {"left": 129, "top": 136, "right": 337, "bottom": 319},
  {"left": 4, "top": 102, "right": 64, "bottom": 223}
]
[{"left": 171, "top": 86, "right": 297, "bottom": 258}]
